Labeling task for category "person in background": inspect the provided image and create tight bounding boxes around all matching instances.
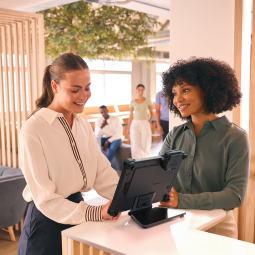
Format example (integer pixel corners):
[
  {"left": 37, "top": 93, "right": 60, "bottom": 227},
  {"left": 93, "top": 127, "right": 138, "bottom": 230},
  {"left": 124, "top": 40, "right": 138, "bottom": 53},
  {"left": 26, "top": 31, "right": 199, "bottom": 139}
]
[
  {"left": 18, "top": 53, "right": 120, "bottom": 255},
  {"left": 155, "top": 90, "right": 169, "bottom": 141},
  {"left": 95, "top": 105, "right": 124, "bottom": 162},
  {"left": 159, "top": 57, "right": 250, "bottom": 239},
  {"left": 127, "top": 84, "right": 153, "bottom": 159}
]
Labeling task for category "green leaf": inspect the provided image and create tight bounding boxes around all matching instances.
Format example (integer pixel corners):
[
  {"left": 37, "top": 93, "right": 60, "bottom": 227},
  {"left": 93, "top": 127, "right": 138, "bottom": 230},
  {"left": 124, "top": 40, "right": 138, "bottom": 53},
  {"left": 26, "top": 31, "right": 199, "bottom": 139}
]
[{"left": 38, "top": 0, "right": 161, "bottom": 66}]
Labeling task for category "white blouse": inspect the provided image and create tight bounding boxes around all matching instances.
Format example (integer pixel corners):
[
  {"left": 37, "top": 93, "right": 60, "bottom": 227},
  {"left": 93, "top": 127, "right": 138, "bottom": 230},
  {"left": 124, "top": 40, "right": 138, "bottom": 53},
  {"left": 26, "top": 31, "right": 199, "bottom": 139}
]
[{"left": 19, "top": 108, "right": 119, "bottom": 225}]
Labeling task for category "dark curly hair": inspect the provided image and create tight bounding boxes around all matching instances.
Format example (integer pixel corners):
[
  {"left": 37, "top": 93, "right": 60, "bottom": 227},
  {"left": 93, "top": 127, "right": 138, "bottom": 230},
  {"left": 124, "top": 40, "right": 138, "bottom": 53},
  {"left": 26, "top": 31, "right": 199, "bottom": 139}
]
[{"left": 162, "top": 57, "right": 242, "bottom": 120}]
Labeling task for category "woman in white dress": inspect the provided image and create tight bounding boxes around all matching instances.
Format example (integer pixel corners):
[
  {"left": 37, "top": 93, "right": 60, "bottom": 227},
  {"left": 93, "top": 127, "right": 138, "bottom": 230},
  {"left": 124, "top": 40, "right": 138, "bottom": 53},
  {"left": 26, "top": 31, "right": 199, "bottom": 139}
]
[{"left": 127, "top": 84, "right": 153, "bottom": 159}]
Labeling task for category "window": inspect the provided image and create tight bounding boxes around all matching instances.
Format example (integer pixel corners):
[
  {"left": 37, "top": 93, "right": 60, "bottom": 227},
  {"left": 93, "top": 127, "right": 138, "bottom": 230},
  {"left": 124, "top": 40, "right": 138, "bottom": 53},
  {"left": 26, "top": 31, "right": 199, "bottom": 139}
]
[
  {"left": 104, "top": 60, "right": 132, "bottom": 71},
  {"left": 84, "top": 59, "right": 132, "bottom": 107},
  {"left": 156, "top": 63, "right": 170, "bottom": 73},
  {"left": 87, "top": 74, "right": 104, "bottom": 107},
  {"left": 105, "top": 74, "right": 131, "bottom": 105},
  {"left": 85, "top": 59, "right": 132, "bottom": 72},
  {"left": 156, "top": 74, "right": 163, "bottom": 93},
  {"left": 156, "top": 62, "right": 170, "bottom": 93},
  {"left": 85, "top": 59, "right": 104, "bottom": 71}
]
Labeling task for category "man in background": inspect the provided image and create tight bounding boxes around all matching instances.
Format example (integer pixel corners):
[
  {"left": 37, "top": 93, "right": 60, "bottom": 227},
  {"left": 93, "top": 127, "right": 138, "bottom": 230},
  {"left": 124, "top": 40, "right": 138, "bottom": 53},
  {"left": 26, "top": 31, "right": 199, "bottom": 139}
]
[
  {"left": 155, "top": 90, "right": 169, "bottom": 141},
  {"left": 95, "top": 105, "right": 124, "bottom": 162}
]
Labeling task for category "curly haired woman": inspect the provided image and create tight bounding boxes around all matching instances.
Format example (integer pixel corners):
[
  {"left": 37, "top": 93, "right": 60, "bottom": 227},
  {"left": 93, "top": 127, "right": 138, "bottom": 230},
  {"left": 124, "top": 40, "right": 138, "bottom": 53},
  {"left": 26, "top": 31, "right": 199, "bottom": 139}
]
[{"left": 159, "top": 57, "right": 250, "bottom": 239}]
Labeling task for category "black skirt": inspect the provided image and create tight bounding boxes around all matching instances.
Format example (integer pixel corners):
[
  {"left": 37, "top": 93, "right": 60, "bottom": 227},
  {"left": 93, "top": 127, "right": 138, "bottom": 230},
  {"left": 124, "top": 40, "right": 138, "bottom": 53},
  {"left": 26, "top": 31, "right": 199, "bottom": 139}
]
[{"left": 18, "top": 192, "right": 83, "bottom": 255}]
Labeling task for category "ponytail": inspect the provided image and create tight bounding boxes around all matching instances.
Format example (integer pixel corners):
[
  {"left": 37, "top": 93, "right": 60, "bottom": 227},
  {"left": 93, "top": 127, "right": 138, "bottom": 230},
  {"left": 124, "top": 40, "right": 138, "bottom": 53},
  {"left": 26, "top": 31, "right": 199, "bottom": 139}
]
[
  {"left": 29, "top": 65, "right": 54, "bottom": 118},
  {"left": 37, "top": 65, "right": 54, "bottom": 108}
]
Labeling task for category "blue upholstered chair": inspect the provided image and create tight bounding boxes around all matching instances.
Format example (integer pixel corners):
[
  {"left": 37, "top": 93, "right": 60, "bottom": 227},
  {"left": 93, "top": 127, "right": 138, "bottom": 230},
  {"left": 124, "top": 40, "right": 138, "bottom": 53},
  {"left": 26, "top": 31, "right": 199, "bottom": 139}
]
[
  {"left": 0, "top": 166, "right": 27, "bottom": 241},
  {"left": 101, "top": 143, "right": 132, "bottom": 174}
]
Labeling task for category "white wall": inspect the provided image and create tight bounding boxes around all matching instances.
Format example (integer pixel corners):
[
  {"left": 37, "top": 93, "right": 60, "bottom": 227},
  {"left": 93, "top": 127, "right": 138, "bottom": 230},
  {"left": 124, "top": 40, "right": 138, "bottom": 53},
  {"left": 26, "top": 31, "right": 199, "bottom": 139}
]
[
  {"left": 131, "top": 61, "right": 156, "bottom": 102},
  {"left": 169, "top": 0, "right": 235, "bottom": 130}
]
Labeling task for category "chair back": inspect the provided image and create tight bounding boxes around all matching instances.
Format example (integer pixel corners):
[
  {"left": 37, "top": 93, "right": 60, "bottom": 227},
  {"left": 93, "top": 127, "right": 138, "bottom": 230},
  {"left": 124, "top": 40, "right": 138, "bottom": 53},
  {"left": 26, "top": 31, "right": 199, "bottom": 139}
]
[
  {"left": 0, "top": 167, "right": 27, "bottom": 229},
  {"left": 102, "top": 143, "right": 131, "bottom": 171}
]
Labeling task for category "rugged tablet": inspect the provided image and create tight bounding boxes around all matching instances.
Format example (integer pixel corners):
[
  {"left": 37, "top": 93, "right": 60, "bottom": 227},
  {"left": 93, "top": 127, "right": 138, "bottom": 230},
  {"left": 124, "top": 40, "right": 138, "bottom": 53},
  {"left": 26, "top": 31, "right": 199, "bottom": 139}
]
[{"left": 108, "top": 150, "right": 187, "bottom": 228}]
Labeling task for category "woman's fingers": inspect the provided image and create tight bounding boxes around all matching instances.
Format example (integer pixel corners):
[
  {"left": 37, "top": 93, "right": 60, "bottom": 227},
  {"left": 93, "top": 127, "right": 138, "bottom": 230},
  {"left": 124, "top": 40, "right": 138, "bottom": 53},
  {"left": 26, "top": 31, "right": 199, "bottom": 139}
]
[
  {"left": 102, "top": 200, "right": 122, "bottom": 221},
  {"left": 102, "top": 200, "right": 112, "bottom": 220},
  {"left": 160, "top": 201, "right": 171, "bottom": 206},
  {"left": 112, "top": 212, "right": 121, "bottom": 220}
]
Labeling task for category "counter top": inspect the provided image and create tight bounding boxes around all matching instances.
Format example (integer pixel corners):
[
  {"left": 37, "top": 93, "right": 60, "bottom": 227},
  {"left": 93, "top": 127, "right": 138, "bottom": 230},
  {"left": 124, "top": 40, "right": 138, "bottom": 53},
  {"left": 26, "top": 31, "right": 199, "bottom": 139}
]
[{"left": 62, "top": 195, "right": 255, "bottom": 255}]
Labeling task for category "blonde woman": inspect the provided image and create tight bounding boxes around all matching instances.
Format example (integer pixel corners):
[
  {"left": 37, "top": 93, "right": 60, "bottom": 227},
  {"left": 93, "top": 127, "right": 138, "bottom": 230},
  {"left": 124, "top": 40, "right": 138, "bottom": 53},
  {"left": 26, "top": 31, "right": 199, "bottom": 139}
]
[{"left": 127, "top": 84, "right": 153, "bottom": 159}]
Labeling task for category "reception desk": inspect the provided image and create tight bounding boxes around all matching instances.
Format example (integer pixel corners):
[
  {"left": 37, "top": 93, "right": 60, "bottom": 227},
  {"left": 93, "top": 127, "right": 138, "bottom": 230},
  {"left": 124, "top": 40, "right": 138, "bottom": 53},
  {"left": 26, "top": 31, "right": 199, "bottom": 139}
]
[{"left": 61, "top": 195, "right": 255, "bottom": 255}]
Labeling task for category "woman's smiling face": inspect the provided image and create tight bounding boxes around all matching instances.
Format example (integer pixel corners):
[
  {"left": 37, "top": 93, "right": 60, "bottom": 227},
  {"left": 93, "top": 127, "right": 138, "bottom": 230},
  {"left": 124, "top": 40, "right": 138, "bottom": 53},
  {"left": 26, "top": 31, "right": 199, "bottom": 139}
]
[
  {"left": 172, "top": 80, "right": 205, "bottom": 118},
  {"left": 53, "top": 69, "right": 91, "bottom": 115}
]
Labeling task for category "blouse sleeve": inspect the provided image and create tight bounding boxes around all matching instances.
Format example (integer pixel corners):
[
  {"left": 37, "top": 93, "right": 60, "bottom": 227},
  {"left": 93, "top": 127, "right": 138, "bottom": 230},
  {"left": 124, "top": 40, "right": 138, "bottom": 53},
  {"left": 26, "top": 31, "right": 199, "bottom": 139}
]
[{"left": 19, "top": 130, "right": 103, "bottom": 224}]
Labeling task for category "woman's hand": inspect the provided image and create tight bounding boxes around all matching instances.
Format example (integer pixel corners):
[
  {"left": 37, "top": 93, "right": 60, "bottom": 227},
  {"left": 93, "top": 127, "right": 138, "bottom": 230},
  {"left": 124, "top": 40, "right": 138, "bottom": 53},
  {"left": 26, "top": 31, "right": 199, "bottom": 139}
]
[
  {"left": 157, "top": 124, "right": 164, "bottom": 135},
  {"left": 160, "top": 187, "right": 179, "bottom": 208},
  {"left": 102, "top": 200, "right": 121, "bottom": 220}
]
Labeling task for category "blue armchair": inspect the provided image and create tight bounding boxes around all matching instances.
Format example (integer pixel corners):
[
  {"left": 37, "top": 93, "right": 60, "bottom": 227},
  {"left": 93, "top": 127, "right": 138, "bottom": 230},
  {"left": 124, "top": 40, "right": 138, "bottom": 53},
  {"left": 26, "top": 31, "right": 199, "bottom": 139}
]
[
  {"left": 101, "top": 143, "right": 131, "bottom": 174},
  {"left": 0, "top": 166, "right": 27, "bottom": 241}
]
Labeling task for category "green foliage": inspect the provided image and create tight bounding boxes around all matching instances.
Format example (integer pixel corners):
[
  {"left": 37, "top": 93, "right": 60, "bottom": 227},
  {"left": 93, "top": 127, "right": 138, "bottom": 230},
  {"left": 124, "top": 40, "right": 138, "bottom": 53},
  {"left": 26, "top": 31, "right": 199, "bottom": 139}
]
[{"left": 38, "top": 1, "right": 162, "bottom": 66}]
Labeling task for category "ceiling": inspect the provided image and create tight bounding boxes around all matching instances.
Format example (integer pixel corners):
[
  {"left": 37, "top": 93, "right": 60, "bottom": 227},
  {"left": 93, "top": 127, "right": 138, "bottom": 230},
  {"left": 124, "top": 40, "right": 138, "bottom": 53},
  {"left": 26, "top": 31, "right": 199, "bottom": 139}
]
[
  {"left": 115, "top": 0, "right": 169, "bottom": 19},
  {"left": 0, "top": 0, "right": 170, "bottom": 19}
]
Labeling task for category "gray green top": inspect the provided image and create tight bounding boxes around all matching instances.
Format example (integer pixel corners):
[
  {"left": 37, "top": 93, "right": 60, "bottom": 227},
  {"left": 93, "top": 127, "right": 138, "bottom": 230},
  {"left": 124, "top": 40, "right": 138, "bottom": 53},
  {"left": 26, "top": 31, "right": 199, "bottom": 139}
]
[
  {"left": 130, "top": 98, "right": 152, "bottom": 120},
  {"left": 159, "top": 116, "right": 250, "bottom": 210}
]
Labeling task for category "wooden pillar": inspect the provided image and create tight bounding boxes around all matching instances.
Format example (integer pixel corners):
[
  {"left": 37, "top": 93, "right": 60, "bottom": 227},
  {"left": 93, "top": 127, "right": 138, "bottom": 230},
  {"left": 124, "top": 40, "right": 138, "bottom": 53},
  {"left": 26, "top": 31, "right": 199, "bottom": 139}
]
[
  {"left": 246, "top": 0, "right": 255, "bottom": 243},
  {"left": 232, "top": 0, "right": 247, "bottom": 242}
]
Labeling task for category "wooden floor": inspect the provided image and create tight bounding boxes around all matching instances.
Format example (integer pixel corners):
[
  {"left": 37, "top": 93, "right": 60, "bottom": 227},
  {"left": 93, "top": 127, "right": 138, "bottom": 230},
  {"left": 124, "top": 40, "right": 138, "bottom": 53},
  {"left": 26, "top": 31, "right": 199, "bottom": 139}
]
[{"left": 0, "top": 229, "right": 21, "bottom": 255}]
